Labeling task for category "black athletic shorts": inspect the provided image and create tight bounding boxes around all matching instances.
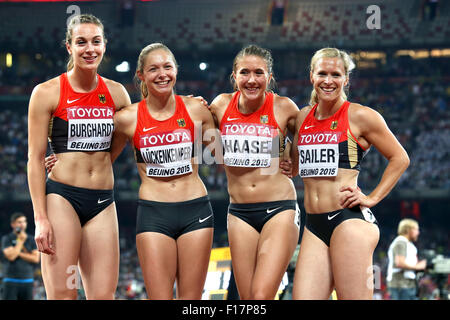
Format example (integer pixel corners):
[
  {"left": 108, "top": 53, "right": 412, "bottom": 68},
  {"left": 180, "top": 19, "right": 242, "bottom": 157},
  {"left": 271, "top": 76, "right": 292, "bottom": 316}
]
[
  {"left": 228, "top": 200, "right": 300, "bottom": 233},
  {"left": 136, "top": 195, "right": 214, "bottom": 239},
  {"left": 46, "top": 178, "right": 114, "bottom": 226},
  {"left": 305, "top": 206, "right": 379, "bottom": 247}
]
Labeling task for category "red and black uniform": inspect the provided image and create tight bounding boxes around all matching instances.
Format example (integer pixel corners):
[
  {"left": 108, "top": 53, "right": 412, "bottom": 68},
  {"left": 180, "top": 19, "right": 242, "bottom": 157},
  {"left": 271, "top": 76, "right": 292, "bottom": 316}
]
[
  {"left": 132, "top": 95, "right": 195, "bottom": 178},
  {"left": 297, "top": 101, "right": 377, "bottom": 247},
  {"left": 220, "top": 91, "right": 300, "bottom": 233},
  {"left": 220, "top": 91, "right": 284, "bottom": 168},
  {"left": 48, "top": 73, "right": 115, "bottom": 153},
  {"left": 297, "top": 100, "right": 368, "bottom": 178},
  {"left": 132, "top": 96, "right": 213, "bottom": 239},
  {"left": 45, "top": 73, "right": 116, "bottom": 226}
]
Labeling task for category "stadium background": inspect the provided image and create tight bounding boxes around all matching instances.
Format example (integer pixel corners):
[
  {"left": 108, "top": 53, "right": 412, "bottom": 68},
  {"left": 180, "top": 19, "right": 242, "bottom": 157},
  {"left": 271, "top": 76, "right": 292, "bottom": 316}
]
[{"left": 0, "top": 0, "right": 448, "bottom": 299}]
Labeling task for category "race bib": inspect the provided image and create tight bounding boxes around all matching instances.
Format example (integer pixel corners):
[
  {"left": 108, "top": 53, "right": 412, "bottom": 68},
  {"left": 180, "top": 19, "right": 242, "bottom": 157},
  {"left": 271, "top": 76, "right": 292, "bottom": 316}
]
[
  {"left": 67, "top": 106, "right": 114, "bottom": 151},
  {"left": 139, "top": 129, "right": 193, "bottom": 177},
  {"left": 221, "top": 123, "right": 276, "bottom": 168},
  {"left": 297, "top": 132, "right": 341, "bottom": 177},
  {"left": 361, "top": 206, "right": 376, "bottom": 223}
]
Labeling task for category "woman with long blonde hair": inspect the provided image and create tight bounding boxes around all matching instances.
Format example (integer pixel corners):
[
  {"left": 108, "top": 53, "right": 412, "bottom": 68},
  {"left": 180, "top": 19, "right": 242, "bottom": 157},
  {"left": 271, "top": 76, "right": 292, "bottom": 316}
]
[{"left": 291, "top": 47, "right": 410, "bottom": 299}]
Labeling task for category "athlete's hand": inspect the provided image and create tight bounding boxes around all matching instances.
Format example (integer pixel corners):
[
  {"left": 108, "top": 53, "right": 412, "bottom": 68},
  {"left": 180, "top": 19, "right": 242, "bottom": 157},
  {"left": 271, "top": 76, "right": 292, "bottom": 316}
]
[
  {"left": 339, "top": 186, "right": 377, "bottom": 209},
  {"left": 35, "top": 218, "right": 55, "bottom": 255},
  {"left": 187, "top": 94, "right": 210, "bottom": 109},
  {"left": 279, "top": 159, "right": 293, "bottom": 178},
  {"left": 45, "top": 154, "right": 58, "bottom": 174}
]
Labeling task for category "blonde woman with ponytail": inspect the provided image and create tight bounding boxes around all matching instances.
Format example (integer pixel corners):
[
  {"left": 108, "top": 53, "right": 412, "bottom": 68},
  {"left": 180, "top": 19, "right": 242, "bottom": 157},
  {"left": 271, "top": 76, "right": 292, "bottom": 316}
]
[
  {"left": 290, "top": 48, "right": 410, "bottom": 299},
  {"left": 112, "top": 43, "right": 217, "bottom": 299},
  {"left": 27, "top": 14, "right": 131, "bottom": 299}
]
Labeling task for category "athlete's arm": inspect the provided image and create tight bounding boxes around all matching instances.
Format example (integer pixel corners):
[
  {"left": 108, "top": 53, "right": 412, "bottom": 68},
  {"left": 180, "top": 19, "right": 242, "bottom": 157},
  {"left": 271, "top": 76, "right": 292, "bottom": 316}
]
[
  {"left": 280, "top": 140, "right": 293, "bottom": 178},
  {"left": 339, "top": 105, "right": 410, "bottom": 208},
  {"left": 209, "top": 93, "right": 232, "bottom": 129},
  {"left": 44, "top": 154, "right": 58, "bottom": 173},
  {"left": 106, "top": 80, "right": 132, "bottom": 163},
  {"left": 106, "top": 79, "right": 132, "bottom": 112},
  {"left": 184, "top": 96, "right": 221, "bottom": 164},
  {"left": 275, "top": 95, "right": 300, "bottom": 136},
  {"left": 275, "top": 96, "right": 300, "bottom": 178},
  {"left": 27, "top": 81, "right": 58, "bottom": 255},
  {"left": 110, "top": 104, "right": 137, "bottom": 163},
  {"left": 186, "top": 94, "right": 210, "bottom": 109},
  {"left": 291, "top": 107, "right": 311, "bottom": 177},
  {"left": 208, "top": 94, "right": 234, "bottom": 164}
]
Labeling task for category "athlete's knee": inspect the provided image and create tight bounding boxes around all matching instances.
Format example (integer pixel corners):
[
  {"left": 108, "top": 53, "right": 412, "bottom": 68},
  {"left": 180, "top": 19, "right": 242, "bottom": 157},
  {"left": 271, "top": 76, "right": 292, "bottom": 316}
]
[
  {"left": 251, "top": 290, "right": 275, "bottom": 300},
  {"left": 238, "top": 293, "right": 252, "bottom": 300},
  {"left": 46, "top": 286, "right": 78, "bottom": 300},
  {"left": 85, "top": 287, "right": 116, "bottom": 300},
  {"left": 251, "top": 285, "right": 276, "bottom": 300},
  {"left": 335, "top": 288, "right": 373, "bottom": 300},
  {"left": 177, "top": 292, "right": 202, "bottom": 300},
  {"left": 148, "top": 290, "right": 174, "bottom": 300},
  {"left": 87, "top": 292, "right": 115, "bottom": 300}
]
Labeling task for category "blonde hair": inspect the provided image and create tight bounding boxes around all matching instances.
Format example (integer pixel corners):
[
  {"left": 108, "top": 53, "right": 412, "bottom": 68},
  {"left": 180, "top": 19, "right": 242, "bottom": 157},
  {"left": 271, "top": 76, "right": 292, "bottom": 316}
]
[
  {"left": 65, "top": 14, "right": 107, "bottom": 71},
  {"left": 397, "top": 219, "right": 419, "bottom": 236},
  {"left": 134, "top": 43, "right": 178, "bottom": 99},
  {"left": 230, "top": 44, "right": 276, "bottom": 92},
  {"left": 309, "top": 47, "right": 355, "bottom": 106}
]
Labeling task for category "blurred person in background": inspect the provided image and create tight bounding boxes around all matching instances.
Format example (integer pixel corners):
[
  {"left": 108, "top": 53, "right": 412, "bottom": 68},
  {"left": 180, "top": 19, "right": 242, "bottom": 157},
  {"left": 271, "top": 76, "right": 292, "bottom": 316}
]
[
  {"left": 387, "top": 218, "right": 427, "bottom": 300},
  {"left": 1, "top": 212, "right": 39, "bottom": 300}
]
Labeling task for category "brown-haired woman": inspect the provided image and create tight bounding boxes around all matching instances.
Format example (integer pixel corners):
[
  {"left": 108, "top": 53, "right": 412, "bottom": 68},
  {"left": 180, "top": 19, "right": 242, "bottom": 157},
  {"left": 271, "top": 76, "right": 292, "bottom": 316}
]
[
  {"left": 27, "top": 14, "right": 131, "bottom": 299},
  {"left": 209, "top": 44, "right": 301, "bottom": 300},
  {"left": 291, "top": 48, "right": 410, "bottom": 299},
  {"left": 112, "top": 43, "right": 217, "bottom": 299}
]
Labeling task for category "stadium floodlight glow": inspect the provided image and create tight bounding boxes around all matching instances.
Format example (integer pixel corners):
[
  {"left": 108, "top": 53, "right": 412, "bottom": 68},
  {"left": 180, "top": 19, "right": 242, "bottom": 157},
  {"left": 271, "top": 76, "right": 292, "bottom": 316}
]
[
  {"left": 115, "top": 61, "right": 130, "bottom": 72},
  {"left": 6, "top": 53, "right": 12, "bottom": 67},
  {"left": 199, "top": 62, "right": 208, "bottom": 71}
]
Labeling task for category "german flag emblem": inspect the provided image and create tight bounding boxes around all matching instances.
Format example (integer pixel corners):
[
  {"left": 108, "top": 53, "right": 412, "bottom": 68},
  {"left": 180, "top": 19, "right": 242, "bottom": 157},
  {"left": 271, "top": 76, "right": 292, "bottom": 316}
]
[
  {"left": 98, "top": 94, "right": 106, "bottom": 104},
  {"left": 177, "top": 118, "right": 186, "bottom": 127},
  {"left": 260, "top": 115, "right": 268, "bottom": 124},
  {"left": 330, "top": 120, "right": 338, "bottom": 130}
]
